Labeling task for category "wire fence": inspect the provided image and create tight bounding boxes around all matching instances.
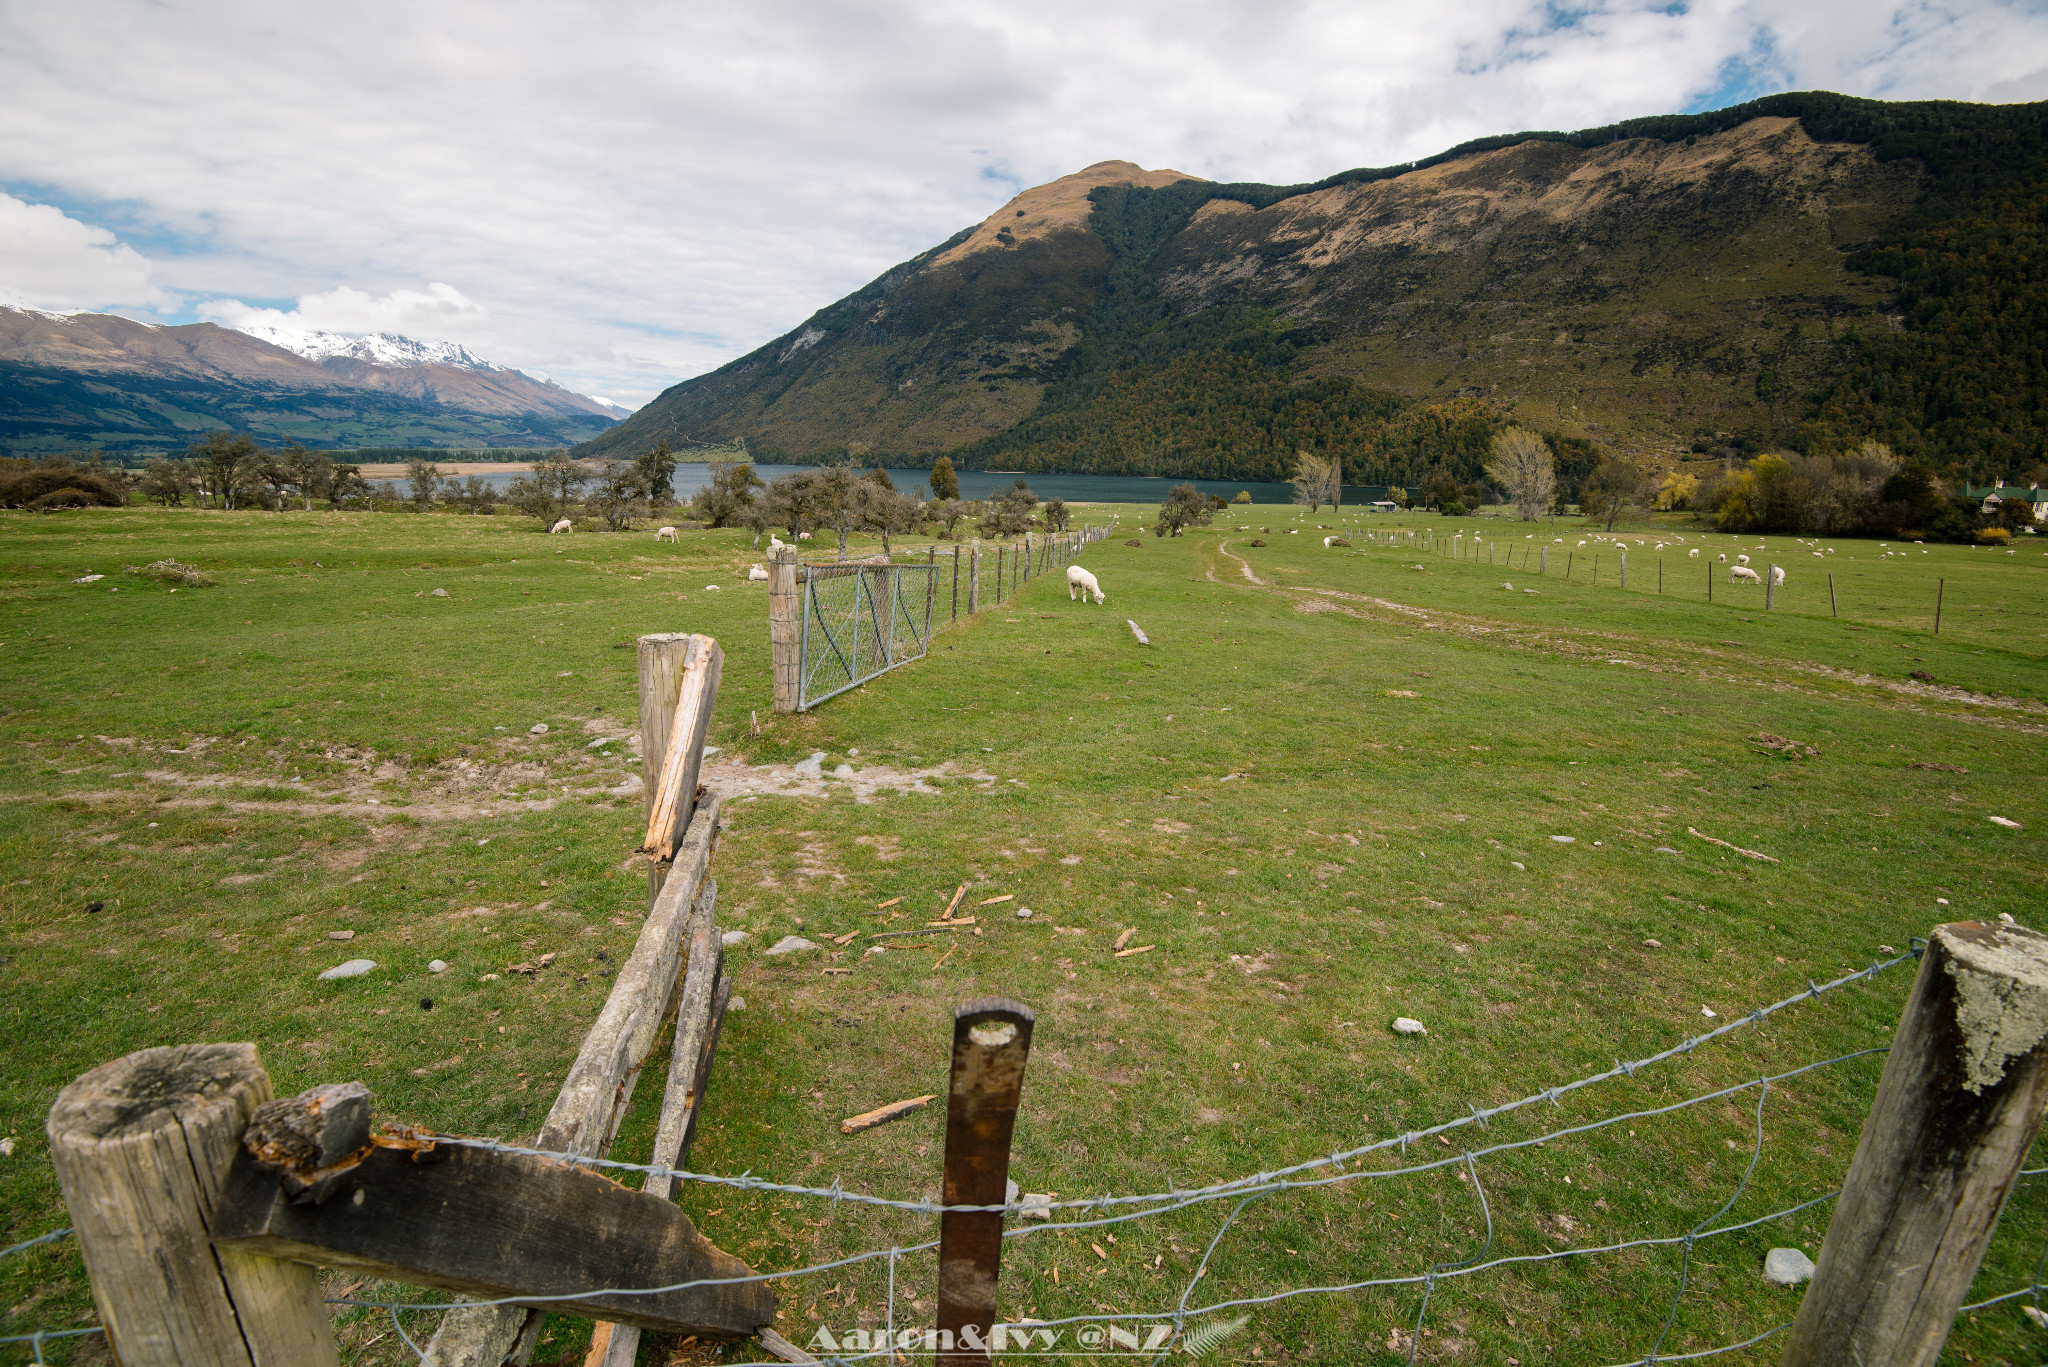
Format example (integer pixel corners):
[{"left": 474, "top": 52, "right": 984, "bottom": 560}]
[{"left": 13, "top": 947, "right": 2047, "bottom": 1364}]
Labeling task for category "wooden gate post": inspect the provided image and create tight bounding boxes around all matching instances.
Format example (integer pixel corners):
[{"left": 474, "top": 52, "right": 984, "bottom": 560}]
[
  {"left": 46, "top": 1044, "right": 338, "bottom": 1367},
  {"left": 768, "top": 547, "right": 800, "bottom": 713},
  {"left": 938, "top": 1000, "right": 1035, "bottom": 1365},
  {"left": 1781, "top": 922, "right": 2048, "bottom": 1367}
]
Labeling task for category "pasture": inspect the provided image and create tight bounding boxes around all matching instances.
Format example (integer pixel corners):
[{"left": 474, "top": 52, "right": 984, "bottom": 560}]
[{"left": 2, "top": 501, "right": 2045, "bottom": 1365}]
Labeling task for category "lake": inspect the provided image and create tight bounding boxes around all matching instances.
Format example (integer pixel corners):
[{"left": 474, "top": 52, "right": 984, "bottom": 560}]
[{"left": 379, "top": 463, "right": 1403, "bottom": 506}]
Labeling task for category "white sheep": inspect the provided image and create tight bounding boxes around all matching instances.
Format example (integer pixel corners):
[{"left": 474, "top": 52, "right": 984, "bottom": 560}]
[
  {"left": 1730, "top": 565, "right": 1761, "bottom": 584},
  {"left": 549, "top": 518, "right": 572, "bottom": 534},
  {"left": 1502, "top": 581, "right": 1514, "bottom": 591},
  {"left": 1067, "top": 565, "right": 1106, "bottom": 604},
  {"left": 1717, "top": 552, "right": 1727, "bottom": 563},
  {"left": 1323, "top": 536, "right": 1335, "bottom": 547},
  {"left": 797, "top": 531, "right": 813, "bottom": 540},
  {"left": 1736, "top": 553, "right": 1751, "bottom": 566},
  {"left": 769, "top": 535, "right": 786, "bottom": 550},
  {"left": 1688, "top": 548, "right": 1700, "bottom": 558},
  {"left": 1768, "top": 565, "right": 1786, "bottom": 587},
  {"left": 655, "top": 526, "right": 678, "bottom": 543},
  {"left": 1577, "top": 540, "right": 1587, "bottom": 547},
  {"left": 748, "top": 564, "right": 770, "bottom": 581}
]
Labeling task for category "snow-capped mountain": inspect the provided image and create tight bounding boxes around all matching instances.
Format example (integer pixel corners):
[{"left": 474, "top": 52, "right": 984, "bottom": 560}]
[{"left": 232, "top": 325, "right": 501, "bottom": 372}]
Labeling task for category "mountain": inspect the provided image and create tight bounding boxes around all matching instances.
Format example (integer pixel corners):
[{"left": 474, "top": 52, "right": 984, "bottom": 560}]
[
  {"left": 581, "top": 93, "right": 2048, "bottom": 487},
  {"left": 0, "top": 310, "right": 627, "bottom": 455}
]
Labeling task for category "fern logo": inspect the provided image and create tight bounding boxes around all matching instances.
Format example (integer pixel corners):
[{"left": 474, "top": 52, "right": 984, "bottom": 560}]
[{"left": 1180, "top": 1315, "right": 1252, "bottom": 1358}]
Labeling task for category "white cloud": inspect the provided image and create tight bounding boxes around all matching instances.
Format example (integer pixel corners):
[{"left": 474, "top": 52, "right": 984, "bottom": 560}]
[
  {"left": 198, "top": 282, "right": 485, "bottom": 338},
  {"left": 2, "top": 0, "right": 2044, "bottom": 405},
  {"left": 0, "top": 192, "right": 166, "bottom": 313}
]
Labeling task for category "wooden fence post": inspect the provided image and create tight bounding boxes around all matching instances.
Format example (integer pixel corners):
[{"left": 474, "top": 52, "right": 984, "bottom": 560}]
[
  {"left": 1619, "top": 548, "right": 1627, "bottom": 589},
  {"left": 1781, "top": 922, "right": 2048, "bottom": 1367},
  {"left": 768, "top": 547, "right": 800, "bottom": 713},
  {"left": 46, "top": 1043, "right": 338, "bottom": 1367},
  {"left": 938, "top": 1000, "right": 1036, "bottom": 1365},
  {"left": 1829, "top": 571, "right": 1838, "bottom": 618},
  {"left": 969, "top": 541, "right": 981, "bottom": 615},
  {"left": 637, "top": 633, "right": 693, "bottom": 905},
  {"left": 1934, "top": 577, "right": 1945, "bottom": 635},
  {"left": 1765, "top": 564, "right": 1776, "bottom": 611}
]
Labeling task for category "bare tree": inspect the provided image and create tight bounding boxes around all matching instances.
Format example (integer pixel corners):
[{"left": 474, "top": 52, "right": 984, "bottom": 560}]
[
  {"left": 1483, "top": 427, "right": 1557, "bottom": 521},
  {"left": 1291, "top": 450, "right": 1336, "bottom": 511}
]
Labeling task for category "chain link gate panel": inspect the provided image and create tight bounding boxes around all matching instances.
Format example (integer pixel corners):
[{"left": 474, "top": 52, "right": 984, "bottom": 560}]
[{"left": 796, "top": 559, "right": 936, "bottom": 711}]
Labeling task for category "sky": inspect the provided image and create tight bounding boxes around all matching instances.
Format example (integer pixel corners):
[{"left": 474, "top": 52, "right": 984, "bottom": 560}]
[{"left": 3, "top": 1, "right": 2046, "bottom": 409}]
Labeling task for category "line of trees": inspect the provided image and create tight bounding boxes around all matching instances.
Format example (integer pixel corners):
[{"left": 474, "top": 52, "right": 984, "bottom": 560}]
[{"left": 688, "top": 461, "right": 1069, "bottom": 551}]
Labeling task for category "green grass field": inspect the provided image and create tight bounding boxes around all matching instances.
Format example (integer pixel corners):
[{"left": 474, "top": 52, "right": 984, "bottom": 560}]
[{"left": 3, "top": 502, "right": 2045, "bottom": 1366}]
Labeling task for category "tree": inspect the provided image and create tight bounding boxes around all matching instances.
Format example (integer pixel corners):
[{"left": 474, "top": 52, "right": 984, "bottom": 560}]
[
  {"left": 1233, "top": 490, "right": 1252, "bottom": 504},
  {"left": 1579, "top": 452, "right": 1654, "bottom": 530},
  {"left": 506, "top": 454, "right": 590, "bottom": 525},
  {"left": 929, "top": 498, "right": 969, "bottom": 538},
  {"left": 329, "top": 464, "right": 372, "bottom": 510},
  {"left": 763, "top": 469, "right": 826, "bottom": 538},
  {"left": 452, "top": 474, "right": 499, "bottom": 514},
  {"left": 1418, "top": 469, "right": 1462, "bottom": 512},
  {"left": 273, "top": 445, "right": 332, "bottom": 511},
  {"left": 1041, "top": 498, "right": 1070, "bottom": 531},
  {"left": 187, "top": 432, "right": 262, "bottom": 510},
  {"left": 404, "top": 459, "right": 442, "bottom": 512},
  {"left": 1291, "top": 451, "right": 1334, "bottom": 511},
  {"left": 853, "top": 480, "right": 923, "bottom": 554},
  {"left": 929, "top": 455, "right": 960, "bottom": 501},
  {"left": 1483, "top": 427, "right": 1557, "bottom": 521},
  {"left": 978, "top": 479, "right": 1039, "bottom": 538},
  {"left": 634, "top": 440, "right": 679, "bottom": 507},
  {"left": 1154, "top": 483, "right": 1213, "bottom": 538},
  {"left": 587, "top": 458, "right": 646, "bottom": 531},
  {"left": 139, "top": 457, "right": 197, "bottom": 507},
  {"left": 693, "top": 460, "right": 765, "bottom": 527}
]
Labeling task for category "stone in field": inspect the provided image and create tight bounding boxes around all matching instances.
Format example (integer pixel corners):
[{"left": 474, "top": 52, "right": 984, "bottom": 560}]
[
  {"left": 1763, "top": 1247, "right": 1814, "bottom": 1285},
  {"left": 529, "top": 723, "right": 549, "bottom": 734},
  {"left": 766, "top": 935, "right": 817, "bottom": 956},
  {"left": 429, "top": 960, "right": 448, "bottom": 973},
  {"left": 722, "top": 930, "right": 751, "bottom": 947},
  {"left": 1392, "top": 1018, "right": 1426, "bottom": 1036},
  {"left": 319, "top": 959, "right": 377, "bottom": 980},
  {"left": 1550, "top": 835, "right": 1575, "bottom": 843}
]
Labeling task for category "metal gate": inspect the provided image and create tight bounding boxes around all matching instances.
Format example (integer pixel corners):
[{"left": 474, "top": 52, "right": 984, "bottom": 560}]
[{"left": 797, "top": 559, "right": 936, "bottom": 710}]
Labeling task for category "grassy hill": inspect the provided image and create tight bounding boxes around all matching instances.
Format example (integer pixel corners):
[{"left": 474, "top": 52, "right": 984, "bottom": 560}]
[{"left": 585, "top": 93, "right": 2048, "bottom": 488}]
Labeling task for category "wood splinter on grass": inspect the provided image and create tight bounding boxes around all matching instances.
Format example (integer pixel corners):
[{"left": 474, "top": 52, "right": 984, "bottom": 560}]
[
  {"left": 841, "top": 1094, "right": 936, "bottom": 1134},
  {"left": 1687, "top": 827, "right": 1780, "bottom": 863},
  {"left": 1113, "top": 928, "right": 1136, "bottom": 952},
  {"left": 978, "top": 894, "right": 1015, "bottom": 906},
  {"left": 1127, "top": 620, "right": 1150, "bottom": 645},
  {"left": 940, "top": 884, "right": 969, "bottom": 920},
  {"left": 875, "top": 897, "right": 902, "bottom": 909},
  {"left": 1115, "top": 944, "right": 1155, "bottom": 958}
]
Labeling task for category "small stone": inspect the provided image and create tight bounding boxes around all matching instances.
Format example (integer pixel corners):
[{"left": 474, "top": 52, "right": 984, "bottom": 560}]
[
  {"left": 72, "top": 574, "right": 103, "bottom": 584},
  {"left": 327, "top": 929, "right": 355, "bottom": 941},
  {"left": 1020, "top": 1193, "right": 1054, "bottom": 1220},
  {"left": 1644, "top": 938, "right": 1662, "bottom": 947},
  {"left": 1999, "top": 913, "right": 2016, "bottom": 925},
  {"left": 1016, "top": 907, "right": 1033, "bottom": 919},
  {"left": 722, "top": 930, "right": 751, "bottom": 947},
  {"left": 430, "top": 588, "right": 449, "bottom": 597},
  {"left": 1392, "top": 1017, "right": 1427, "bottom": 1036},
  {"left": 529, "top": 723, "right": 549, "bottom": 734},
  {"left": 1550, "top": 835, "right": 1575, "bottom": 844},
  {"left": 1007, "top": 1178, "right": 1020, "bottom": 1204},
  {"left": 429, "top": 960, "right": 448, "bottom": 973},
  {"left": 729, "top": 996, "right": 746, "bottom": 1012},
  {"left": 586, "top": 737, "right": 611, "bottom": 749},
  {"left": 833, "top": 763, "right": 855, "bottom": 778},
  {"left": 793, "top": 751, "right": 826, "bottom": 779},
  {"left": 0, "top": 1137, "right": 14, "bottom": 1156},
  {"left": 766, "top": 935, "right": 818, "bottom": 956},
  {"left": 480, "top": 972, "right": 500, "bottom": 981},
  {"left": 1763, "top": 1247, "right": 1815, "bottom": 1286},
  {"left": 1655, "top": 846, "right": 1679, "bottom": 854},
  {"left": 318, "top": 959, "right": 377, "bottom": 980},
  {"left": 1937, "top": 897, "right": 1949, "bottom": 906},
  {"left": 1511, "top": 861, "right": 1525, "bottom": 871},
  {"left": 705, "top": 584, "right": 721, "bottom": 591},
  {"left": 1990, "top": 815, "right": 2023, "bottom": 829},
  {"left": 1702, "top": 1006, "right": 1718, "bottom": 1018}
]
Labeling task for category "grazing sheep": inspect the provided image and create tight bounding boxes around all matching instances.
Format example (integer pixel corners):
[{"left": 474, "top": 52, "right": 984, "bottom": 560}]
[
  {"left": 797, "top": 531, "right": 813, "bottom": 540},
  {"left": 769, "top": 535, "right": 786, "bottom": 550},
  {"left": 1067, "top": 565, "right": 1106, "bottom": 604},
  {"left": 1717, "top": 552, "right": 1727, "bottom": 563},
  {"left": 655, "top": 526, "right": 678, "bottom": 542},
  {"left": 748, "top": 564, "right": 770, "bottom": 581},
  {"left": 549, "top": 518, "right": 572, "bottom": 534},
  {"left": 1730, "top": 565, "right": 1761, "bottom": 584},
  {"left": 1689, "top": 548, "right": 1700, "bottom": 558},
  {"left": 1768, "top": 565, "right": 1786, "bottom": 587},
  {"left": 1323, "top": 536, "right": 1335, "bottom": 547},
  {"left": 1736, "top": 553, "right": 1751, "bottom": 566},
  {"left": 1577, "top": 540, "right": 1587, "bottom": 547}
]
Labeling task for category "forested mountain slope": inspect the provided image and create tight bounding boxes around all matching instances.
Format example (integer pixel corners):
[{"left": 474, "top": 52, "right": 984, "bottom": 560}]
[{"left": 585, "top": 94, "right": 2048, "bottom": 486}]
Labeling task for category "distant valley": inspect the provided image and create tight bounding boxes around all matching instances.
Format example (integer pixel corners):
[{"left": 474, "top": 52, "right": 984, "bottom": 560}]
[{"left": 0, "top": 310, "right": 627, "bottom": 455}]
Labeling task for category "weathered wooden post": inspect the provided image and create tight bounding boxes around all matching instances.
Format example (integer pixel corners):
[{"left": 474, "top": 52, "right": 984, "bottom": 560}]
[
  {"left": 1765, "top": 563, "right": 1776, "bottom": 610},
  {"left": 46, "top": 1044, "right": 338, "bottom": 1367},
  {"left": 1541, "top": 546, "right": 1547, "bottom": 575},
  {"left": 952, "top": 546, "right": 961, "bottom": 621},
  {"left": 1829, "top": 571, "right": 1838, "bottom": 618},
  {"left": 1781, "top": 922, "right": 2048, "bottom": 1367},
  {"left": 938, "top": 1000, "right": 1035, "bottom": 1366},
  {"left": 969, "top": 540, "right": 981, "bottom": 615},
  {"left": 637, "top": 633, "right": 693, "bottom": 904},
  {"left": 768, "top": 547, "right": 800, "bottom": 713},
  {"left": 1619, "top": 547, "right": 1627, "bottom": 589},
  {"left": 1934, "top": 577, "right": 1945, "bottom": 635}
]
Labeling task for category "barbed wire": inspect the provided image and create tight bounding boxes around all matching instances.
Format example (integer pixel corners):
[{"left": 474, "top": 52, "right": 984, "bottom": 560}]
[
  {"left": 0, "top": 1230, "right": 70, "bottom": 1262},
  {"left": 424, "top": 950, "right": 1921, "bottom": 1219}
]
